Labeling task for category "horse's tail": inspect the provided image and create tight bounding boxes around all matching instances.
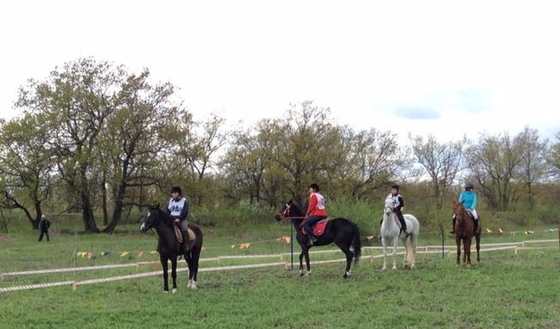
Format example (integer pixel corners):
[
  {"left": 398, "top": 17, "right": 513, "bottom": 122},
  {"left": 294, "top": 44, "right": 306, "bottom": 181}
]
[{"left": 351, "top": 221, "right": 362, "bottom": 266}]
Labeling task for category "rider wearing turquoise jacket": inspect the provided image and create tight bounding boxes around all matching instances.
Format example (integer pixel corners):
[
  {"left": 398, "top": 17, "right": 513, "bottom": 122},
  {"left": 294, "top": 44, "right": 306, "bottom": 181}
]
[{"left": 450, "top": 183, "right": 479, "bottom": 233}]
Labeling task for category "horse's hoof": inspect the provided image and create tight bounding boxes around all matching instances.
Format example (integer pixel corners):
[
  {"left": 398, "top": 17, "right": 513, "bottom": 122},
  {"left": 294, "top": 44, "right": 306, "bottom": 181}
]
[
  {"left": 190, "top": 282, "right": 197, "bottom": 290},
  {"left": 381, "top": 267, "right": 387, "bottom": 271},
  {"left": 172, "top": 288, "right": 177, "bottom": 294},
  {"left": 163, "top": 290, "right": 169, "bottom": 294},
  {"left": 299, "top": 272, "right": 304, "bottom": 277},
  {"left": 392, "top": 266, "right": 398, "bottom": 270}
]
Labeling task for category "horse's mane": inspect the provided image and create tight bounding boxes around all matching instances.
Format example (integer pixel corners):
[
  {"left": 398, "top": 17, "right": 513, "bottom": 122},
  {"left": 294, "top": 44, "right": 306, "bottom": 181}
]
[
  {"left": 287, "top": 201, "right": 305, "bottom": 217},
  {"left": 453, "top": 201, "right": 466, "bottom": 214},
  {"left": 148, "top": 205, "right": 174, "bottom": 228}
]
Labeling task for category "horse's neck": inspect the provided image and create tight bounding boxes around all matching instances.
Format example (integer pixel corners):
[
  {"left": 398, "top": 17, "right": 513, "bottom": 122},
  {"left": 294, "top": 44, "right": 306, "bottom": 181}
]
[
  {"left": 382, "top": 212, "right": 398, "bottom": 230},
  {"left": 155, "top": 220, "right": 177, "bottom": 247},
  {"left": 291, "top": 219, "right": 301, "bottom": 231}
]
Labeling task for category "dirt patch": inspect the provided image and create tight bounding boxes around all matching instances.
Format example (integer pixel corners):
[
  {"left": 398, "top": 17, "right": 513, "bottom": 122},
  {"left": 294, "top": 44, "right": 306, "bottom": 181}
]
[{"left": 0, "top": 233, "right": 13, "bottom": 240}]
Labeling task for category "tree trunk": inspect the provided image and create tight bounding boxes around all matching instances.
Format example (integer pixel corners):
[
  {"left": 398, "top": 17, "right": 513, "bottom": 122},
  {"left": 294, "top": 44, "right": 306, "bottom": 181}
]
[
  {"left": 103, "top": 182, "right": 126, "bottom": 234},
  {"left": 82, "top": 193, "right": 100, "bottom": 233}
]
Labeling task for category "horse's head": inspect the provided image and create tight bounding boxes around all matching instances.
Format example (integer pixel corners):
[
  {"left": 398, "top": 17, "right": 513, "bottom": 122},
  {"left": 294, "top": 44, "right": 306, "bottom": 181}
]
[
  {"left": 453, "top": 200, "right": 467, "bottom": 222},
  {"left": 275, "top": 200, "right": 305, "bottom": 221},
  {"left": 383, "top": 195, "right": 394, "bottom": 215},
  {"left": 140, "top": 203, "right": 163, "bottom": 232},
  {"left": 275, "top": 200, "right": 293, "bottom": 221}
]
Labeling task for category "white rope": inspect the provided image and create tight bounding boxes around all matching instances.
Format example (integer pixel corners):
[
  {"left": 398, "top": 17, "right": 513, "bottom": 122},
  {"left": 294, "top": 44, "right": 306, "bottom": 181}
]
[{"left": 0, "top": 239, "right": 556, "bottom": 293}]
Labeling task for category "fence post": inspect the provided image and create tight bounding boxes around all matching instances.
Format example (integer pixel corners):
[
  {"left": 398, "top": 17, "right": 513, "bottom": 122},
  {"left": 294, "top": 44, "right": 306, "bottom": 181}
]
[{"left": 441, "top": 227, "right": 445, "bottom": 259}]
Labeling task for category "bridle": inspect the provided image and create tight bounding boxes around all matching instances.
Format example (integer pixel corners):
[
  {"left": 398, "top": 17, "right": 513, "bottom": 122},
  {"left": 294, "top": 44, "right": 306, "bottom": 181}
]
[{"left": 276, "top": 203, "right": 292, "bottom": 220}]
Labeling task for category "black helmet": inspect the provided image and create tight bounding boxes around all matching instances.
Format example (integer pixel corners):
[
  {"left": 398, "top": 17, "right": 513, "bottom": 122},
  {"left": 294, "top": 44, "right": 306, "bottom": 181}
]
[
  {"left": 391, "top": 184, "right": 400, "bottom": 190},
  {"left": 465, "top": 183, "right": 474, "bottom": 190},
  {"left": 308, "top": 183, "right": 320, "bottom": 191},
  {"left": 171, "top": 186, "right": 182, "bottom": 195}
]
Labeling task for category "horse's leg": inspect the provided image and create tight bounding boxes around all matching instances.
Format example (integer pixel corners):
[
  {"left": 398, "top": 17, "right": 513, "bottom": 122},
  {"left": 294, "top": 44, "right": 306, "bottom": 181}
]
[
  {"left": 189, "top": 247, "right": 201, "bottom": 289},
  {"left": 185, "top": 251, "right": 194, "bottom": 289},
  {"left": 476, "top": 234, "right": 481, "bottom": 263},
  {"left": 465, "top": 238, "right": 472, "bottom": 267},
  {"left": 298, "top": 247, "right": 305, "bottom": 276},
  {"left": 392, "top": 238, "right": 398, "bottom": 270},
  {"left": 170, "top": 256, "right": 178, "bottom": 294},
  {"left": 336, "top": 242, "right": 354, "bottom": 279},
  {"left": 402, "top": 238, "right": 409, "bottom": 268},
  {"left": 455, "top": 238, "right": 461, "bottom": 266},
  {"left": 160, "top": 254, "right": 169, "bottom": 293},
  {"left": 381, "top": 236, "right": 388, "bottom": 270},
  {"left": 304, "top": 248, "right": 312, "bottom": 276}
]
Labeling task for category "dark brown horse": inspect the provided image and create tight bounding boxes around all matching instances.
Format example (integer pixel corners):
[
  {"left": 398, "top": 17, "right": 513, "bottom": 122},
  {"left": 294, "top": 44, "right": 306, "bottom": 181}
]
[
  {"left": 140, "top": 204, "right": 203, "bottom": 293},
  {"left": 453, "top": 200, "right": 481, "bottom": 266},
  {"left": 275, "top": 200, "right": 361, "bottom": 278}
]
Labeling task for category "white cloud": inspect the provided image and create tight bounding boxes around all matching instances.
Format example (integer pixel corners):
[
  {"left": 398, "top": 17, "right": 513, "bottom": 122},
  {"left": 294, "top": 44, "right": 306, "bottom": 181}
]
[{"left": 1, "top": 0, "right": 559, "bottom": 144}]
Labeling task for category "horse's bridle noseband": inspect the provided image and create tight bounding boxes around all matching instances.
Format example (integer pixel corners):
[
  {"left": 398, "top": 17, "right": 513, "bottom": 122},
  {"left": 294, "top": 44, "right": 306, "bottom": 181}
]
[{"left": 277, "top": 203, "right": 291, "bottom": 220}]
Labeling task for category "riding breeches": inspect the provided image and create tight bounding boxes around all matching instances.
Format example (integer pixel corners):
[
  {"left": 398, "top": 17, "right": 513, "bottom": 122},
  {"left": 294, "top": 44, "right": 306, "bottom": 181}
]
[
  {"left": 303, "top": 216, "right": 326, "bottom": 235},
  {"left": 178, "top": 220, "right": 189, "bottom": 231},
  {"left": 395, "top": 211, "right": 407, "bottom": 230}
]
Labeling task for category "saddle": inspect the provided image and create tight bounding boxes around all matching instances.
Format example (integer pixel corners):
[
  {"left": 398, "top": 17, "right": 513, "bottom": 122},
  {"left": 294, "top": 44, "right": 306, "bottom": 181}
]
[
  {"left": 301, "top": 218, "right": 329, "bottom": 236},
  {"left": 174, "top": 225, "right": 196, "bottom": 244}
]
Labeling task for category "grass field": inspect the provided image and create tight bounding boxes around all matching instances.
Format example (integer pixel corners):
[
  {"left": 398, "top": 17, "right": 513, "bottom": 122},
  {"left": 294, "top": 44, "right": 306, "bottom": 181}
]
[{"left": 1, "top": 222, "right": 560, "bottom": 329}]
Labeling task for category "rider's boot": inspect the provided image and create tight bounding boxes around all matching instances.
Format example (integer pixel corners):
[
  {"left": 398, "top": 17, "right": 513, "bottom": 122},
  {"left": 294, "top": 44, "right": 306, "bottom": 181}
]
[{"left": 450, "top": 216, "right": 456, "bottom": 234}]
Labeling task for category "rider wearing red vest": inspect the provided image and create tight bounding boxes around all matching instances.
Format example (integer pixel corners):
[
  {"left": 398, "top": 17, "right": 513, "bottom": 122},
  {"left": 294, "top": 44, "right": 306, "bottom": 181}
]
[{"left": 302, "top": 183, "right": 328, "bottom": 246}]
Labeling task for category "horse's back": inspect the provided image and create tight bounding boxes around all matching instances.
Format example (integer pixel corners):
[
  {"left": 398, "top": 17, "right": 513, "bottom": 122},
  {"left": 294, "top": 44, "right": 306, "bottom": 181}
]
[{"left": 186, "top": 222, "right": 203, "bottom": 246}]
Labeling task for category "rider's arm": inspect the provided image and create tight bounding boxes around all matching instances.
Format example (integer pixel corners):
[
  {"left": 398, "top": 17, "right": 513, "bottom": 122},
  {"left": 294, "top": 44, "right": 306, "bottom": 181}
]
[
  {"left": 306, "top": 194, "right": 317, "bottom": 216},
  {"left": 177, "top": 199, "right": 189, "bottom": 221},
  {"left": 471, "top": 193, "right": 478, "bottom": 209}
]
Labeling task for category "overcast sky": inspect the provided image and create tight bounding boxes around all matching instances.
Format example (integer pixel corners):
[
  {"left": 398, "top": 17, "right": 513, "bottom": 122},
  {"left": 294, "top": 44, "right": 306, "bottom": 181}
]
[{"left": 1, "top": 0, "right": 559, "bottom": 144}]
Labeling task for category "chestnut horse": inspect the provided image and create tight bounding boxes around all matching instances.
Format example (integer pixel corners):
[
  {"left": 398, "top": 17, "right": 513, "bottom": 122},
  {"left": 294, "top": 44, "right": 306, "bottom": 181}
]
[{"left": 453, "top": 200, "right": 481, "bottom": 266}]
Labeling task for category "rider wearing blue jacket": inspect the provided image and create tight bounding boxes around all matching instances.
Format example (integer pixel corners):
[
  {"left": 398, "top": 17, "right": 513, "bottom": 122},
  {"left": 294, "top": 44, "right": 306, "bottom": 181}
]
[{"left": 451, "top": 183, "right": 479, "bottom": 233}]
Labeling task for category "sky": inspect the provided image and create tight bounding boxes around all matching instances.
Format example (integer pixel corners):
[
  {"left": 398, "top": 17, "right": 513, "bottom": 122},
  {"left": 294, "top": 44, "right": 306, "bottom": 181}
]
[{"left": 1, "top": 0, "right": 559, "bottom": 145}]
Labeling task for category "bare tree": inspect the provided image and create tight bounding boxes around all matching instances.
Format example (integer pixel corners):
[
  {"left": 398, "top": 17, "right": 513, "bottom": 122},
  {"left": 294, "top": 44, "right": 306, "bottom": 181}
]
[
  {"left": 409, "top": 134, "right": 466, "bottom": 209},
  {"left": 516, "top": 126, "right": 548, "bottom": 210},
  {"left": 465, "top": 132, "right": 524, "bottom": 211}
]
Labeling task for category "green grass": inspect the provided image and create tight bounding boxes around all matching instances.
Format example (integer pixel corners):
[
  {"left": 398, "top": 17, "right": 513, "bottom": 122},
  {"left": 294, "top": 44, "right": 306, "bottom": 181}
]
[{"left": 1, "top": 220, "right": 560, "bottom": 328}]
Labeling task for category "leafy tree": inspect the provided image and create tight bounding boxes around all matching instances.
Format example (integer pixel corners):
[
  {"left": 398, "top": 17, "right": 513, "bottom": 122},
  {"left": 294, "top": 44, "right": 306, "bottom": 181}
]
[
  {"left": 0, "top": 113, "right": 56, "bottom": 228},
  {"left": 101, "top": 70, "right": 190, "bottom": 233},
  {"left": 410, "top": 134, "right": 466, "bottom": 209},
  {"left": 465, "top": 132, "right": 524, "bottom": 211},
  {"left": 516, "top": 126, "right": 548, "bottom": 210}
]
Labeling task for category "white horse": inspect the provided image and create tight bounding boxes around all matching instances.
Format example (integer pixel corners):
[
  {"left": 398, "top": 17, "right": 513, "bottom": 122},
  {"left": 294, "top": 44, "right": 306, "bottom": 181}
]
[{"left": 380, "top": 195, "right": 420, "bottom": 270}]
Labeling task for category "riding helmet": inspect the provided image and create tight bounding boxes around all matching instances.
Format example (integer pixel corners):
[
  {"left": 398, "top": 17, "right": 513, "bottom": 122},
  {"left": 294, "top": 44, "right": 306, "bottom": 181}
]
[
  {"left": 308, "top": 183, "right": 320, "bottom": 191},
  {"left": 465, "top": 183, "right": 474, "bottom": 190},
  {"left": 391, "top": 184, "right": 400, "bottom": 190},
  {"left": 171, "top": 186, "right": 182, "bottom": 195}
]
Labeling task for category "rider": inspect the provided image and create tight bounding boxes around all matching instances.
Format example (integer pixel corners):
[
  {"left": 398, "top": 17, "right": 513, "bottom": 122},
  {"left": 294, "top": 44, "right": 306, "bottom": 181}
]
[
  {"left": 302, "top": 183, "right": 327, "bottom": 246},
  {"left": 450, "top": 183, "right": 479, "bottom": 234},
  {"left": 167, "top": 186, "right": 190, "bottom": 242},
  {"left": 389, "top": 184, "right": 411, "bottom": 238}
]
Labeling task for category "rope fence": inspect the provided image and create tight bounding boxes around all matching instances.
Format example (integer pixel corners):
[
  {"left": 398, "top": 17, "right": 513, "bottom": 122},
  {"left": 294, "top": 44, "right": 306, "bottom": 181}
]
[{"left": 1, "top": 238, "right": 557, "bottom": 293}]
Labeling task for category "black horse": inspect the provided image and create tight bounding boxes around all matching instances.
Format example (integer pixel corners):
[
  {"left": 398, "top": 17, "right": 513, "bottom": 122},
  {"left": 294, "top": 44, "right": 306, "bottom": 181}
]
[
  {"left": 140, "top": 204, "right": 203, "bottom": 293},
  {"left": 275, "top": 200, "right": 361, "bottom": 278}
]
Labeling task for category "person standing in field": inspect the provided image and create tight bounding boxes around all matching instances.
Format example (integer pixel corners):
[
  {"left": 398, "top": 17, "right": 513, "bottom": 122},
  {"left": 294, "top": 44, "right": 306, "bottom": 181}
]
[{"left": 38, "top": 215, "right": 51, "bottom": 242}]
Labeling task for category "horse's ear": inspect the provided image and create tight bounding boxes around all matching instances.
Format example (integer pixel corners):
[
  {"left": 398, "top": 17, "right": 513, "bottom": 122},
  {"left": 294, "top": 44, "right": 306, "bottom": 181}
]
[{"left": 287, "top": 199, "right": 293, "bottom": 205}]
